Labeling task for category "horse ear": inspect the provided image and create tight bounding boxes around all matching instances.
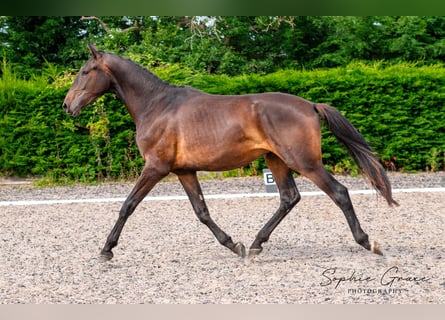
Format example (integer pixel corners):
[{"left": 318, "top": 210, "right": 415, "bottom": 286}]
[{"left": 88, "top": 43, "right": 101, "bottom": 59}]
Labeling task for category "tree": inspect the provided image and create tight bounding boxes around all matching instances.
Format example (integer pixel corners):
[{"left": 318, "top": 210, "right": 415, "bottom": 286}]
[
  {"left": 131, "top": 16, "right": 329, "bottom": 75},
  {"left": 309, "top": 16, "right": 445, "bottom": 68},
  {"left": 3, "top": 16, "right": 445, "bottom": 78},
  {"left": 0, "top": 17, "right": 94, "bottom": 76}
]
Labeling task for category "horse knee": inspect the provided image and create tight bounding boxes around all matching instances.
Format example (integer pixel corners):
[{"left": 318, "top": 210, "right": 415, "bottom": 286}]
[{"left": 119, "top": 200, "right": 136, "bottom": 219}]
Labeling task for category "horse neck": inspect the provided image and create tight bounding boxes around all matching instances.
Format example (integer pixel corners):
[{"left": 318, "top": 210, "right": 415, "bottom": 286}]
[{"left": 105, "top": 55, "right": 170, "bottom": 125}]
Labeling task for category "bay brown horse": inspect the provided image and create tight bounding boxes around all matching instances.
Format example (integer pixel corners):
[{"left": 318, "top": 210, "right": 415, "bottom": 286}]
[{"left": 63, "top": 44, "right": 398, "bottom": 262}]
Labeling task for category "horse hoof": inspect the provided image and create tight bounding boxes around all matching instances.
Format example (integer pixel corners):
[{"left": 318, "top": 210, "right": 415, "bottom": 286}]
[
  {"left": 99, "top": 250, "right": 113, "bottom": 262},
  {"left": 247, "top": 248, "right": 262, "bottom": 259},
  {"left": 371, "top": 241, "right": 383, "bottom": 256},
  {"left": 234, "top": 242, "right": 246, "bottom": 258}
]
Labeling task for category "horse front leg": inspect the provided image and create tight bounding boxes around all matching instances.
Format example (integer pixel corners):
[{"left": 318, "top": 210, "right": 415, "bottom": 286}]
[
  {"left": 100, "top": 165, "right": 167, "bottom": 261},
  {"left": 177, "top": 171, "right": 246, "bottom": 258}
]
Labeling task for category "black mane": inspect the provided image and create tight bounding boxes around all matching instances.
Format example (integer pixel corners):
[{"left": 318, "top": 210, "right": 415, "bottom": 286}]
[{"left": 107, "top": 52, "right": 183, "bottom": 91}]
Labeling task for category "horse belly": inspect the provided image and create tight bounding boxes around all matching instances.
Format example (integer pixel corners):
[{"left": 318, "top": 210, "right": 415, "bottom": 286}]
[
  {"left": 174, "top": 120, "right": 267, "bottom": 171},
  {"left": 176, "top": 144, "right": 266, "bottom": 171}
]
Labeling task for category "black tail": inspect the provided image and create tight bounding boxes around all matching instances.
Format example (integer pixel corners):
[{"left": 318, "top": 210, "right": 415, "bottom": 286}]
[{"left": 314, "top": 103, "right": 398, "bottom": 206}]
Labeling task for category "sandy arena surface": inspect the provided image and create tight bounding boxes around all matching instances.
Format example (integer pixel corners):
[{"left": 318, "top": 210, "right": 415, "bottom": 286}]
[{"left": 0, "top": 172, "right": 444, "bottom": 303}]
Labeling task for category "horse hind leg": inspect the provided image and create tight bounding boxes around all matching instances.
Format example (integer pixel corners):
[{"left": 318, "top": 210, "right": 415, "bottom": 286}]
[
  {"left": 300, "top": 164, "right": 382, "bottom": 255},
  {"left": 177, "top": 171, "right": 246, "bottom": 258},
  {"left": 248, "top": 153, "right": 301, "bottom": 259}
]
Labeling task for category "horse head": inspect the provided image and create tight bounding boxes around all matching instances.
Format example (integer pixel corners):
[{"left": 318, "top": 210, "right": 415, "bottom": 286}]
[{"left": 62, "top": 44, "right": 111, "bottom": 117}]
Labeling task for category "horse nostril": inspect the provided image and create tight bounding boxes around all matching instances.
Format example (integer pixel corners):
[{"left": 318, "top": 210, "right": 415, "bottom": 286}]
[{"left": 62, "top": 103, "right": 68, "bottom": 111}]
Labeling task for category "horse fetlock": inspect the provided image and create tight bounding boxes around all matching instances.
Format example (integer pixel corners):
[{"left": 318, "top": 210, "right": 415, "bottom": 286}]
[{"left": 354, "top": 232, "right": 370, "bottom": 248}]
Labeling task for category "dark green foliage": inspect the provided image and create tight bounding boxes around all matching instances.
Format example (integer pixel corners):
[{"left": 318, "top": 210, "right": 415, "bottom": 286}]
[
  {"left": 5, "top": 16, "right": 445, "bottom": 78},
  {"left": 1, "top": 61, "right": 444, "bottom": 182},
  {"left": 0, "top": 17, "right": 92, "bottom": 77}
]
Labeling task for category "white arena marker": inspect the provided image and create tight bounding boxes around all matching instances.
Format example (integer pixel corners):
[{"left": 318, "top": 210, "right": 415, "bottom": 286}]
[{"left": 263, "top": 168, "right": 278, "bottom": 193}]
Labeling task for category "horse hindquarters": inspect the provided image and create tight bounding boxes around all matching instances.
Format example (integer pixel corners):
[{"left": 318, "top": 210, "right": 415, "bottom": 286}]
[{"left": 262, "top": 101, "right": 383, "bottom": 255}]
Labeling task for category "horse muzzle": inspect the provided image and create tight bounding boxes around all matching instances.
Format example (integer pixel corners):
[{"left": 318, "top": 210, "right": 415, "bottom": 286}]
[{"left": 62, "top": 102, "right": 81, "bottom": 117}]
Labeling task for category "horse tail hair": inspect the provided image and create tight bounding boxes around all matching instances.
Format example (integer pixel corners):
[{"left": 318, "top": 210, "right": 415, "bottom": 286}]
[{"left": 314, "top": 103, "right": 399, "bottom": 206}]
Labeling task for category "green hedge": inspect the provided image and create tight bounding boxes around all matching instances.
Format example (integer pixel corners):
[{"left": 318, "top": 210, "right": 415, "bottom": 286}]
[
  {"left": 0, "top": 84, "right": 142, "bottom": 183},
  {"left": 1, "top": 62, "right": 444, "bottom": 183}
]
